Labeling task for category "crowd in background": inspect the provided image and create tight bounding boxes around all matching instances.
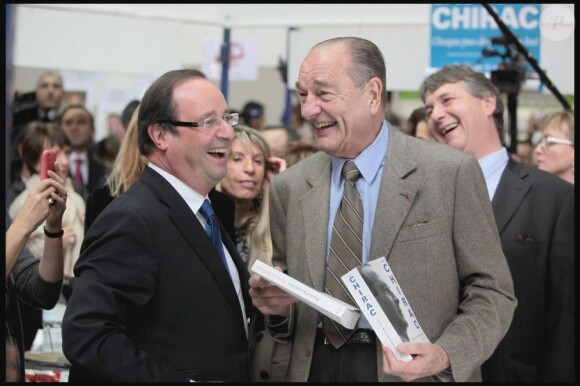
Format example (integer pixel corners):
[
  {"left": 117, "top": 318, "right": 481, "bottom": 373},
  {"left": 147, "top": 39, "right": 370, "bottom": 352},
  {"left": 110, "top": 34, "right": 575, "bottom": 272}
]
[{"left": 5, "top": 37, "right": 574, "bottom": 383}]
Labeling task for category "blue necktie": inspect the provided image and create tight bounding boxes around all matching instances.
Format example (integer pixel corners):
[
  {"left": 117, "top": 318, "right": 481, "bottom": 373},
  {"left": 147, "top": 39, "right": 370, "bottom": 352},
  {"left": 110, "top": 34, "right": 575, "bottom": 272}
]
[{"left": 199, "top": 199, "right": 230, "bottom": 276}]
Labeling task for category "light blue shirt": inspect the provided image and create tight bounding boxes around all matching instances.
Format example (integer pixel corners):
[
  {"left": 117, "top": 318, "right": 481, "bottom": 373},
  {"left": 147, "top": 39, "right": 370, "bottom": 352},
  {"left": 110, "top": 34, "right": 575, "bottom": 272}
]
[
  {"left": 327, "top": 121, "right": 389, "bottom": 330},
  {"left": 478, "top": 147, "right": 509, "bottom": 201},
  {"left": 327, "top": 121, "right": 388, "bottom": 261}
]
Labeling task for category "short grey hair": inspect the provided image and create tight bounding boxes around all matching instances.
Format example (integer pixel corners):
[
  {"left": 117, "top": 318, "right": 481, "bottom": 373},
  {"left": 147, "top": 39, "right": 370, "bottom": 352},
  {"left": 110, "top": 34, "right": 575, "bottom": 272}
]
[
  {"left": 420, "top": 65, "right": 504, "bottom": 142},
  {"left": 314, "top": 37, "right": 388, "bottom": 113}
]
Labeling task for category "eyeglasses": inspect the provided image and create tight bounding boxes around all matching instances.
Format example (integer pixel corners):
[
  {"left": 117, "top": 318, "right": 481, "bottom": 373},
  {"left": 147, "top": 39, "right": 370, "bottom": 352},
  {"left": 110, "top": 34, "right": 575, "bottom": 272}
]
[
  {"left": 156, "top": 113, "right": 238, "bottom": 129},
  {"left": 536, "top": 136, "right": 574, "bottom": 150}
]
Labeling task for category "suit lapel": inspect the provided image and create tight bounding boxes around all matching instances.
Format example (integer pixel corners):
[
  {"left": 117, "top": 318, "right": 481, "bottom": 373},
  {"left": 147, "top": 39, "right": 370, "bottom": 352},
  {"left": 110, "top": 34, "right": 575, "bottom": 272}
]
[
  {"left": 492, "top": 159, "right": 532, "bottom": 234},
  {"left": 300, "top": 129, "right": 419, "bottom": 286},
  {"left": 302, "top": 157, "right": 333, "bottom": 291},
  {"left": 140, "top": 168, "right": 244, "bottom": 320},
  {"left": 371, "top": 129, "right": 418, "bottom": 261}
]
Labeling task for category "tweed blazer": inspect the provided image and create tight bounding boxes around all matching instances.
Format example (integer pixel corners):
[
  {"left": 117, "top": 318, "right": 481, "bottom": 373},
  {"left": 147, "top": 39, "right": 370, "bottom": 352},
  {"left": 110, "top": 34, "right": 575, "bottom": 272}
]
[{"left": 268, "top": 126, "right": 517, "bottom": 382}]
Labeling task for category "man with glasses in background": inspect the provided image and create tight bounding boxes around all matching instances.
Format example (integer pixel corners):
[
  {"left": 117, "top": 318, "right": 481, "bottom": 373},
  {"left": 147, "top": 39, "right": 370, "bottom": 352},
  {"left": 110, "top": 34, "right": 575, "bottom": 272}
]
[
  {"left": 62, "top": 69, "right": 256, "bottom": 382},
  {"left": 421, "top": 65, "right": 574, "bottom": 382}
]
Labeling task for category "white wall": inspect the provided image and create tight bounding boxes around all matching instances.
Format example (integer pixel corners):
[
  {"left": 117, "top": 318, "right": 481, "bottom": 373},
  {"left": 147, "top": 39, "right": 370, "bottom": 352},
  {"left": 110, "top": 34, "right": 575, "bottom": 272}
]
[
  {"left": 12, "top": 5, "right": 290, "bottom": 139},
  {"left": 11, "top": 4, "right": 574, "bottom": 140},
  {"left": 289, "top": 25, "right": 431, "bottom": 92},
  {"left": 14, "top": 4, "right": 574, "bottom": 89},
  {"left": 13, "top": 5, "right": 293, "bottom": 73}
]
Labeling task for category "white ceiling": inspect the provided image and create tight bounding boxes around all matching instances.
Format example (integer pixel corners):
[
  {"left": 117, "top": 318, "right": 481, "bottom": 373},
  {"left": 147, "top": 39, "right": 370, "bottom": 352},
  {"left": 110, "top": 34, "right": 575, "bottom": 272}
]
[{"left": 22, "top": 4, "right": 432, "bottom": 28}]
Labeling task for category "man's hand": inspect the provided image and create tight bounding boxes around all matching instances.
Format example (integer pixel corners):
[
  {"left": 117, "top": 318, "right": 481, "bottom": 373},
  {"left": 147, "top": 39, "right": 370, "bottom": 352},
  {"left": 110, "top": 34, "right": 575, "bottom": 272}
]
[
  {"left": 248, "top": 267, "right": 298, "bottom": 316},
  {"left": 381, "top": 341, "right": 450, "bottom": 382}
]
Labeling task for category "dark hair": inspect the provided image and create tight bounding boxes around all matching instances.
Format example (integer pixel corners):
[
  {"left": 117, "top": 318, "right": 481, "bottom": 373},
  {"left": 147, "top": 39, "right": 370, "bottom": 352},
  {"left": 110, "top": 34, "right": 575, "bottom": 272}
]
[
  {"left": 19, "top": 121, "right": 68, "bottom": 175},
  {"left": 241, "top": 101, "right": 264, "bottom": 124},
  {"left": 59, "top": 104, "right": 95, "bottom": 129},
  {"left": 121, "top": 99, "right": 140, "bottom": 128},
  {"left": 407, "top": 107, "right": 427, "bottom": 137},
  {"left": 419, "top": 65, "right": 505, "bottom": 142},
  {"left": 314, "top": 37, "right": 388, "bottom": 113},
  {"left": 95, "top": 135, "right": 121, "bottom": 168},
  {"left": 137, "top": 68, "right": 207, "bottom": 155}
]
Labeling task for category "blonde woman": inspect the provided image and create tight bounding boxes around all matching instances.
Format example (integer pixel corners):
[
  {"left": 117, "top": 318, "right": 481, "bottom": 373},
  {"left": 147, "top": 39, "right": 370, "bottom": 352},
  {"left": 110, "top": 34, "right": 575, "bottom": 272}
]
[
  {"left": 84, "top": 105, "right": 146, "bottom": 231},
  {"left": 534, "top": 110, "right": 574, "bottom": 184},
  {"left": 217, "top": 125, "right": 290, "bottom": 381},
  {"left": 218, "top": 125, "right": 287, "bottom": 268}
]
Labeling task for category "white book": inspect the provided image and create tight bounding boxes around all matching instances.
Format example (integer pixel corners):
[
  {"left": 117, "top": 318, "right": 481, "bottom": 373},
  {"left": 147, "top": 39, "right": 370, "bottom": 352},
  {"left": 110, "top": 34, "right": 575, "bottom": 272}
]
[
  {"left": 341, "top": 257, "right": 430, "bottom": 361},
  {"left": 251, "top": 260, "right": 360, "bottom": 329}
]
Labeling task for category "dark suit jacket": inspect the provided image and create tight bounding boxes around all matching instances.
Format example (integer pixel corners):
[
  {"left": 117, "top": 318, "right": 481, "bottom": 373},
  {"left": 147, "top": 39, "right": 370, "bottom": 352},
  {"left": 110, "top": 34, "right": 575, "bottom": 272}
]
[
  {"left": 62, "top": 167, "right": 255, "bottom": 382},
  {"left": 482, "top": 159, "right": 574, "bottom": 382},
  {"left": 70, "top": 146, "right": 108, "bottom": 201},
  {"left": 83, "top": 185, "right": 115, "bottom": 234},
  {"left": 87, "top": 153, "right": 107, "bottom": 194},
  {"left": 84, "top": 184, "right": 236, "bottom": 242}
]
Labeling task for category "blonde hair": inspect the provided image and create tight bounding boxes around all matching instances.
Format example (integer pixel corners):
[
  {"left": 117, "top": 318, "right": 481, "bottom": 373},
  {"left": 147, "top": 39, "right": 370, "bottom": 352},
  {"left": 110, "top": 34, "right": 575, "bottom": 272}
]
[
  {"left": 541, "top": 110, "right": 574, "bottom": 143},
  {"left": 107, "top": 105, "right": 146, "bottom": 197},
  {"left": 225, "top": 125, "right": 273, "bottom": 267}
]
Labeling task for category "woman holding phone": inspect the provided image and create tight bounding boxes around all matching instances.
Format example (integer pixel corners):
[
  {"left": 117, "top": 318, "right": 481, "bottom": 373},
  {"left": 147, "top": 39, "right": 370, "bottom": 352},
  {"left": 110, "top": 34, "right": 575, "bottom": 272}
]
[
  {"left": 6, "top": 165, "right": 67, "bottom": 382},
  {"left": 8, "top": 121, "right": 86, "bottom": 349}
]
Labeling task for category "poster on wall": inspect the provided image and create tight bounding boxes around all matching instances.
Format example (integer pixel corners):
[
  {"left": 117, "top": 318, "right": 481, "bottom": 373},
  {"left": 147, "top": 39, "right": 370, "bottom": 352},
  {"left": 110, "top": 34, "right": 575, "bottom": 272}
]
[
  {"left": 202, "top": 39, "right": 258, "bottom": 81},
  {"left": 429, "top": 4, "right": 541, "bottom": 75}
]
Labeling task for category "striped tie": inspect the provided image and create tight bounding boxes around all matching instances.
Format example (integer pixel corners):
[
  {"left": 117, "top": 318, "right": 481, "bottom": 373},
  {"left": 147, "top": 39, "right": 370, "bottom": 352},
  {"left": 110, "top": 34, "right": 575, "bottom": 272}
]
[{"left": 322, "top": 160, "right": 363, "bottom": 348}]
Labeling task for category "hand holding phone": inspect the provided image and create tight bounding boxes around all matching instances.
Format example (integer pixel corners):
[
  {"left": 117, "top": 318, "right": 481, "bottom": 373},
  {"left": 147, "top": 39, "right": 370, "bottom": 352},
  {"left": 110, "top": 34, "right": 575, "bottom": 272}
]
[{"left": 41, "top": 149, "right": 57, "bottom": 180}]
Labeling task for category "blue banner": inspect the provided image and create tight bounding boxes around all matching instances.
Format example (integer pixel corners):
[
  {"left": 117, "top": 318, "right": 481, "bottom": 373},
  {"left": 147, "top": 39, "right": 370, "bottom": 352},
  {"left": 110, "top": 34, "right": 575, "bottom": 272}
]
[{"left": 430, "top": 4, "right": 541, "bottom": 73}]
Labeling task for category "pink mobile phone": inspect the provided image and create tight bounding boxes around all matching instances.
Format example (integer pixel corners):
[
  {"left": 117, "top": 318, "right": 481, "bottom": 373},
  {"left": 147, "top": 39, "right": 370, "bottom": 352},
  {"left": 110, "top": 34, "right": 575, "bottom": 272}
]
[{"left": 40, "top": 149, "right": 57, "bottom": 180}]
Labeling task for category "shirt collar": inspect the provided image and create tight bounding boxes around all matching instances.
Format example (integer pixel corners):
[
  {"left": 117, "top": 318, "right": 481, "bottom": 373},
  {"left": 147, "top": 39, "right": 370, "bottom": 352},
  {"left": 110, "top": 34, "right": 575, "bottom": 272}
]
[
  {"left": 71, "top": 151, "right": 87, "bottom": 163},
  {"left": 147, "top": 163, "right": 206, "bottom": 213},
  {"left": 331, "top": 121, "right": 389, "bottom": 186},
  {"left": 478, "top": 147, "right": 509, "bottom": 179}
]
